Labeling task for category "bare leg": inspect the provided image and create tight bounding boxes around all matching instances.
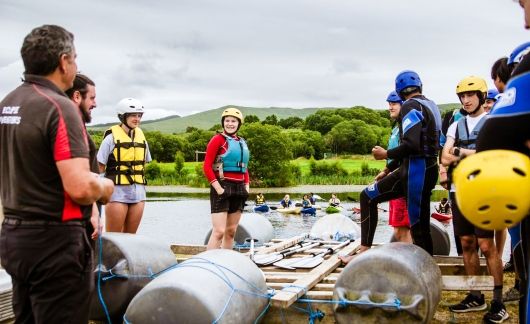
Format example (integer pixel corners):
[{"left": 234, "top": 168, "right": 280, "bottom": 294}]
[
  {"left": 206, "top": 212, "right": 227, "bottom": 250},
  {"left": 105, "top": 202, "right": 128, "bottom": 232},
  {"left": 123, "top": 201, "right": 145, "bottom": 234},
  {"left": 461, "top": 235, "right": 481, "bottom": 276},
  {"left": 478, "top": 237, "right": 503, "bottom": 288},
  {"left": 221, "top": 211, "right": 242, "bottom": 249},
  {"left": 394, "top": 227, "right": 413, "bottom": 243},
  {"left": 494, "top": 229, "right": 507, "bottom": 258}
]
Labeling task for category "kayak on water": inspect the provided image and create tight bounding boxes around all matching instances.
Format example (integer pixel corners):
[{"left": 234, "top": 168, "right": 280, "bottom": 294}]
[
  {"left": 325, "top": 205, "right": 343, "bottom": 214},
  {"left": 254, "top": 204, "right": 270, "bottom": 213},
  {"left": 431, "top": 211, "right": 452, "bottom": 222}
]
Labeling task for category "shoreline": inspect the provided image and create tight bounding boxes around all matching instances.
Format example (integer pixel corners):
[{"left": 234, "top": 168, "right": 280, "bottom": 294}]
[{"left": 147, "top": 184, "right": 445, "bottom": 194}]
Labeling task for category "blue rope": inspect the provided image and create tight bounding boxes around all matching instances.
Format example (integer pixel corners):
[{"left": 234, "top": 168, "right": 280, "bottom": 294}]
[{"left": 96, "top": 217, "right": 112, "bottom": 324}]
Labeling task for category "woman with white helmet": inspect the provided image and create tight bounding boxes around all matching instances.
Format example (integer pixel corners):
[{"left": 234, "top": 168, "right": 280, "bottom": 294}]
[
  {"left": 203, "top": 107, "right": 250, "bottom": 250},
  {"left": 97, "top": 98, "right": 152, "bottom": 233}
]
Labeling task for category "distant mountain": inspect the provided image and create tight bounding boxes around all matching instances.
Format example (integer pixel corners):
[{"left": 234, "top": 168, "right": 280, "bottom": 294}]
[
  {"left": 89, "top": 105, "right": 340, "bottom": 133},
  {"left": 88, "top": 103, "right": 461, "bottom": 134}
]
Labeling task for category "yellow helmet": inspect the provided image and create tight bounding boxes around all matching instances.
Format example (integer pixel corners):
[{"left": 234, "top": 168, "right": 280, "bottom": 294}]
[
  {"left": 221, "top": 107, "right": 243, "bottom": 124},
  {"left": 453, "top": 150, "right": 530, "bottom": 230},
  {"left": 456, "top": 76, "right": 488, "bottom": 95}
]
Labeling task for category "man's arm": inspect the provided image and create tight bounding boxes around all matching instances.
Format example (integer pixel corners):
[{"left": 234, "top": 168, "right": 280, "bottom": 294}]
[{"left": 57, "top": 158, "right": 114, "bottom": 205}]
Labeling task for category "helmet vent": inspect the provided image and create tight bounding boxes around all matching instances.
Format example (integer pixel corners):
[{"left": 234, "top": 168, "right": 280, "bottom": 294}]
[
  {"left": 467, "top": 169, "right": 481, "bottom": 180},
  {"left": 481, "top": 220, "right": 491, "bottom": 225},
  {"left": 505, "top": 220, "right": 514, "bottom": 225},
  {"left": 513, "top": 168, "right": 526, "bottom": 177},
  {"left": 478, "top": 205, "right": 490, "bottom": 212},
  {"left": 506, "top": 204, "right": 517, "bottom": 211}
]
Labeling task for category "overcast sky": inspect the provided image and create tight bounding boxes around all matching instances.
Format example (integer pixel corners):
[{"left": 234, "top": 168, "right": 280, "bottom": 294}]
[{"left": 0, "top": 0, "right": 528, "bottom": 125}]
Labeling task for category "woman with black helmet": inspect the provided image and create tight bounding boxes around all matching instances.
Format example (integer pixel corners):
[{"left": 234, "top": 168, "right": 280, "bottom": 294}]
[
  {"left": 97, "top": 97, "right": 152, "bottom": 234},
  {"left": 203, "top": 107, "right": 250, "bottom": 250}
]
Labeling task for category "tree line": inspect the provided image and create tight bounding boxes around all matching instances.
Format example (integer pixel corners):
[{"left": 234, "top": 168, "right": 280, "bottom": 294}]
[{"left": 89, "top": 106, "right": 392, "bottom": 186}]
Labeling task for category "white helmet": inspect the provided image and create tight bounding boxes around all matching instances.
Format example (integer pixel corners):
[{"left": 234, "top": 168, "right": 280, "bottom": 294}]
[{"left": 116, "top": 98, "right": 144, "bottom": 116}]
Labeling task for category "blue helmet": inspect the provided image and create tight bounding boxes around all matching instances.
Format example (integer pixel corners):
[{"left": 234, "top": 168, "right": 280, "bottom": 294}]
[
  {"left": 486, "top": 88, "right": 499, "bottom": 101},
  {"left": 508, "top": 42, "right": 530, "bottom": 65},
  {"left": 395, "top": 70, "right": 422, "bottom": 96},
  {"left": 386, "top": 91, "right": 403, "bottom": 104}
]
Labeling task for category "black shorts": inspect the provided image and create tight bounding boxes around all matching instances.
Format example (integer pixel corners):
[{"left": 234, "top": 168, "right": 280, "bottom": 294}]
[
  {"left": 210, "top": 180, "right": 248, "bottom": 213},
  {"left": 450, "top": 192, "right": 494, "bottom": 238}
]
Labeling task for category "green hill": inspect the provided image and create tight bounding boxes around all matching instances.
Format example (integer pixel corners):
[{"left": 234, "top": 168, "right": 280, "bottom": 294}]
[
  {"left": 89, "top": 103, "right": 461, "bottom": 134},
  {"left": 89, "top": 105, "right": 340, "bottom": 133}
]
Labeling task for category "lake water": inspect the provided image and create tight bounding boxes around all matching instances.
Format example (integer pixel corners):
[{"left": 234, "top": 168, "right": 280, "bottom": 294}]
[{"left": 106, "top": 194, "right": 511, "bottom": 262}]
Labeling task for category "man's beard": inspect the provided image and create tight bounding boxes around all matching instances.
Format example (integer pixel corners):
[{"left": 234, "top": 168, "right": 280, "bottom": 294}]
[{"left": 80, "top": 103, "right": 92, "bottom": 123}]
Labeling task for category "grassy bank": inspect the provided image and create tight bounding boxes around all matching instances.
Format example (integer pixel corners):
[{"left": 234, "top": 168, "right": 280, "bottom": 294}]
[{"left": 146, "top": 156, "right": 387, "bottom": 187}]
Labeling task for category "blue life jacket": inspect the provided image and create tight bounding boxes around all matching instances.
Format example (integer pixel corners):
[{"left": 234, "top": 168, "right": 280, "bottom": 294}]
[
  {"left": 387, "top": 126, "right": 399, "bottom": 165},
  {"left": 440, "top": 109, "right": 465, "bottom": 147},
  {"left": 455, "top": 116, "right": 486, "bottom": 149},
  {"left": 215, "top": 134, "right": 250, "bottom": 173},
  {"left": 411, "top": 97, "right": 442, "bottom": 156}
]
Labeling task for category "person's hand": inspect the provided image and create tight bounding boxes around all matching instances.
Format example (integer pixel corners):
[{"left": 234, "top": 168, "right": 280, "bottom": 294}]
[
  {"left": 90, "top": 205, "right": 102, "bottom": 240},
  {"left": 216, "top": 188, "right": 225, "bottom": 196},
  {"left": 245, "top": 184, "right": 250, "bottom": 193},
  {"left": 375, "top": 171, "right": 387, "bottom": 181},
  {"left": 372, "top": 146, "right": 388, "bottom": 160},
  {"left": 98, "top": 177, "right": 114, "bottom": 205}
]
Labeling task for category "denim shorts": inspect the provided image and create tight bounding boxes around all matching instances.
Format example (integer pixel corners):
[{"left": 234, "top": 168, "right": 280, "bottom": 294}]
[{"left": 210, "top": 181, "right": 248, "bottom": 213}]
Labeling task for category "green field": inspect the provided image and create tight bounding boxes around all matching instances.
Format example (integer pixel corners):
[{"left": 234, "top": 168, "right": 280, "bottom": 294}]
[{"left": 291, "top": 156, "right": 385, "bottom": 176}]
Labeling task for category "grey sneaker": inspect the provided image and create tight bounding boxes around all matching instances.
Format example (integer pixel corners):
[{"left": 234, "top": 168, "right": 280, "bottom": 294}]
[
  {"left": 483, "top": 300, "right": 509, "bottom": 323},
  {"left": 502, "top": 287, "right": 521, "bottom": 303},
  {"left": 448, "top": 293, "right": 487, "bottom": 313}
]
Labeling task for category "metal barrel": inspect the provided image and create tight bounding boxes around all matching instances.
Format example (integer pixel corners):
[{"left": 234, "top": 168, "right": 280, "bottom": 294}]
[
  {"left": 204, "top": 212, "right": 273, "bottom": 246},
  {"left": 333, "top": 243, "right": 442, "bottom": 323},
  {"left": 124, "top": 249, "right": 269, "bottom": 323},
  {"left": 89, "top": 233, "right": 177, "bottom": 321},
  {"left": 389, "top": 218, "right": 450, "bottom": 256}
]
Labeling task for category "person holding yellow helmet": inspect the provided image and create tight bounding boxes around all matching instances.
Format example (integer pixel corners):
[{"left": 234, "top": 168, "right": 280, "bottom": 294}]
[
  {"left": 203, "top": 107, "right": 250, "bottom": 250},
  {"left": 97, "top": 98, "right": 152, "bottom": 234},
  {"left": 474, "top": 67, "right": 530, "bottom": 322},
  {"left": 441, "top": 76, "right": 508, "bottom": 322}
]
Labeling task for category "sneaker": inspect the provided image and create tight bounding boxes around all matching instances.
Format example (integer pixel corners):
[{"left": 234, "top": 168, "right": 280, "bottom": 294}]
[
  {"left": 503, "top": 260, "right": 514, "bottom": 272},
  {"left": 483, "top": 300, "right": 509, "bottom": 323},
  {"left": 502, "top": 287, "right": 521, "bottom": 303},
  {"left": 448, "top": 293, "right": 487, "bottom": 313}
]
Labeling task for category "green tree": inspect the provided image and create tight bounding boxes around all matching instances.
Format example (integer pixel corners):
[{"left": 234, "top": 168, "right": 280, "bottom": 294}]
[
  {"left": 278, "top": 116, "right": 304, "bottom": 129},
  {"left": 244, "top": 114, "right": 260, "bottom": 124},
  {"left": 239, "top": 123, "right": 294, "bottom": 187},
  {"left": 262, "top": 114, "right": 278, "bottom": 126},
  {"left": 326, "top": 120, "right": 378, "bottom": 154},
  {"left": 174, "top": 151, "right": 186, "bottom": 175},
  {"left": 283, "top": 129, "right": 326, "bottom": 159},
  {"left": 304, "top": 110, "right": 345, "bottom": 135}
]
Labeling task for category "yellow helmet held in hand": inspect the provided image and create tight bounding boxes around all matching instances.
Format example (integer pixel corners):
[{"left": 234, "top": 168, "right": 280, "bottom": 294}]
[
  {"left": 456, "top": 76, "right": 488, "bottom": 95},
  {"left": 221, "top": 107, "right": 243, "bottom": 124},
  {"left": 453, "top": 150, "right": 530, "bottom": 231}
]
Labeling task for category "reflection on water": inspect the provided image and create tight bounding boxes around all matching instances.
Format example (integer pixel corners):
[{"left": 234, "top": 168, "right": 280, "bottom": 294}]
[{"left": 133, "top": 196, "right": 510, "bottom": 261}]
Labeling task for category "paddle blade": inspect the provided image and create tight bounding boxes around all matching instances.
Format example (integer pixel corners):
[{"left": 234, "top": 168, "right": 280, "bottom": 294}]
[
  {"left": 288, "top": 256, "right": 325, "bottom": 269},
  {"left": 253, "top": 254, "right": 283, "bottom": 266}
]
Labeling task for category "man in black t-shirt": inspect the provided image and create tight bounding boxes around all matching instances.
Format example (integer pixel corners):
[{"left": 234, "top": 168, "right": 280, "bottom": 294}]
[{"left": 0, "top": 25, "right": 113, "bottom": 323}]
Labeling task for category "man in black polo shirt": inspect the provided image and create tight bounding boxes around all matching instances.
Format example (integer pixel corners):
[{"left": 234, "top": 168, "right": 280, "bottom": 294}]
[{"left": 0, "top": 25, "right": 114, "bottom": 323}]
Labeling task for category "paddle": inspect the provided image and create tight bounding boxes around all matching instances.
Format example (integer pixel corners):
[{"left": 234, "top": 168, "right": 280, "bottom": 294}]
[
  {"left": 245, "top": 238, "right": 258, "bottom": 261},
  {"left": 275, "top": 239, "right": 353, "bottom": 270},
  {"left": 253, "top": 241, "right": 317, "bottom": 266},
  {"left": 260, "top": 242, "right": 322, "bottom": 267}
]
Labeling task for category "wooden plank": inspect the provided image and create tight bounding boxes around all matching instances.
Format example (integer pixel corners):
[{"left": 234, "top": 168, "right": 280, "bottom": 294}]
[
  {"left": 305, "top": 290, "right": 334, "bottom": 300},
  {"left": 170, "top": 244, "right": 206, "bottom": 255},
  {"left": 442, "top": 275, "right": 494, "bottom": 291},
  {"left": 268, "top": 282, "right": 334, "bottom": 291},
  {"left": 270, "top": 240, "right": 360, "bottom": 308}
]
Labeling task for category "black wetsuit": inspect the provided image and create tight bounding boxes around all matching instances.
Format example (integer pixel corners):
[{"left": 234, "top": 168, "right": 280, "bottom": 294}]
[
  {"left": 476, "top": 69, "right": 530, "bottom": 324},
  {"left": 360, "top": 94, "right": 440, "bottom": 255}
]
